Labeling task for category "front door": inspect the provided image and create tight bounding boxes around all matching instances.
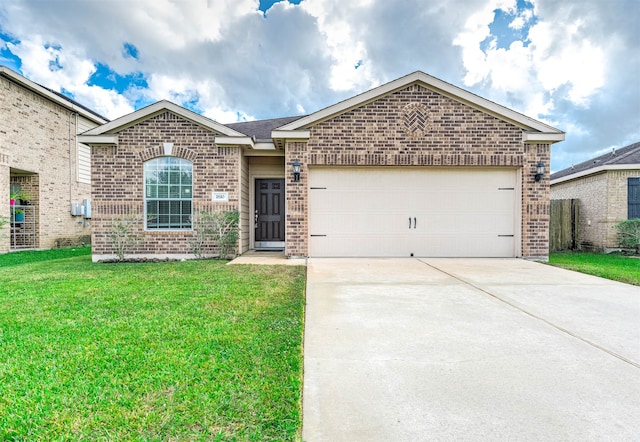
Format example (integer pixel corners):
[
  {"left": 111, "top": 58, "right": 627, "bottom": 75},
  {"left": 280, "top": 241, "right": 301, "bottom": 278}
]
[{"left": 255, "top": 179, "right": 285, "bottom": 249}]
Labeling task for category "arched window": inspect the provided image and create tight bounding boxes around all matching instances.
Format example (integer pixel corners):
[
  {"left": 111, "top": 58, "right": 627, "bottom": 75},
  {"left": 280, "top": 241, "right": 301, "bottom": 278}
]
[{"left": 144, "top": 157, "right": 193, "bottom": 230}]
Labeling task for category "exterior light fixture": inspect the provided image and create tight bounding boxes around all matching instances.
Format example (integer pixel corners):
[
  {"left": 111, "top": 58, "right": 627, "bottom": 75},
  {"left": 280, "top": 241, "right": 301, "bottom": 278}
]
[
  {"left": 292, "top": 160, "right": 301, "bottom": 182},
  {"left": 535, "top": 161, "right": 545, "bottom": 182}
]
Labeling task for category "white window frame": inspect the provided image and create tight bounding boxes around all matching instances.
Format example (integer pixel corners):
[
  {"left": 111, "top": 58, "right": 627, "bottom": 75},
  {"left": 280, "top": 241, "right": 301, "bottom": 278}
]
[{"left": 144, "top": 157, "right": 193, "bottom": 230}]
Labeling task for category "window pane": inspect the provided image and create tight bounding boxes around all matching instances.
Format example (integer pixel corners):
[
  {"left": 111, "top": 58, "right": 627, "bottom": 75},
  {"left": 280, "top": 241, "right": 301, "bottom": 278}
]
[{"left": 144, "top": 157, "right": 193, "bottom": 230}]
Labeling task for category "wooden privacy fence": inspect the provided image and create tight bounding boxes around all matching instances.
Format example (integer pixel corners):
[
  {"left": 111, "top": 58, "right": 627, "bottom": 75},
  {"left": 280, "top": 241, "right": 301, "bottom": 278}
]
[{"left": 550, "top": 199, "right": 579, "bottom": 251}]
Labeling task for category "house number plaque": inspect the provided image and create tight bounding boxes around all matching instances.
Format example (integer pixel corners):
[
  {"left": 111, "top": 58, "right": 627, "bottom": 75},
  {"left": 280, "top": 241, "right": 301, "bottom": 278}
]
[{"left": 212, "top": 192, "right": 229, "bottom": 202}]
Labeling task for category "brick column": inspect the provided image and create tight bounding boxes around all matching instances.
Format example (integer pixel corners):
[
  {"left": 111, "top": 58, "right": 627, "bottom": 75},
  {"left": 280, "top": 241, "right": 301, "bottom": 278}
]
[
  {"left": 522, "top": 143, "right": 551, "bottom": 260},
  {"left": 285, "top": 141, "right": 309, "bottom": 257}
]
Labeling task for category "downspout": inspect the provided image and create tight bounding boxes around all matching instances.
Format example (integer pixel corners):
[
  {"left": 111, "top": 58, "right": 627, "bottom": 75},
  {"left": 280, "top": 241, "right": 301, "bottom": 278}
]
[{"left": 68, "top": 111, "right": 77, "bottom": 205}]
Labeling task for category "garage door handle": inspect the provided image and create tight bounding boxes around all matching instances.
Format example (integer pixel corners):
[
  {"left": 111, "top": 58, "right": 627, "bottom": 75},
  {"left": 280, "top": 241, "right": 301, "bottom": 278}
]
[{"left": 414, "top": 217, "right": 417, "bottom": 229}]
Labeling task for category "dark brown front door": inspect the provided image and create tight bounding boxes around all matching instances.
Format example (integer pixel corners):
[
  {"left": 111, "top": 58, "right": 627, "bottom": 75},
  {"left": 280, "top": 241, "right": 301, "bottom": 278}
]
[{"left": 255, "top": 179, "right": 285, "bottom": 247}]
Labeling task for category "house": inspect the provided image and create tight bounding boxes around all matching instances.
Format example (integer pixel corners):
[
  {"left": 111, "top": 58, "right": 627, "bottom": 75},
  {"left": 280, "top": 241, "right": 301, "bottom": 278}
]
[
  {"left": 79, "top": 71, "right": 564, "bottom": 261},
  {"left": 0, "top": 66, "right": 108, "bottom": 252},
  {"left": 551, "top": 141, "right": 640, "bottom": 250}
]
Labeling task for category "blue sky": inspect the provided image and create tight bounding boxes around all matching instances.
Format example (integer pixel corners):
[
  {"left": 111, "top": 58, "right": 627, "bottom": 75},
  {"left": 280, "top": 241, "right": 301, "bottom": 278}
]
[{"left": 1, "top": 0, "right": 638, "bottom": 172}]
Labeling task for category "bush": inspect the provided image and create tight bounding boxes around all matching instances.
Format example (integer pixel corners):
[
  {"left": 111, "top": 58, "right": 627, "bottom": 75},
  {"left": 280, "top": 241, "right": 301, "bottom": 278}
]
[
  {"left": 615, "top": 219, "right": 640, "bottom": 252},
  {"left": 109, "top": 213, "right": 141, "bottom": 261},
  {"left": 189, "top": 210, "right": 239, "bottom": 259}
]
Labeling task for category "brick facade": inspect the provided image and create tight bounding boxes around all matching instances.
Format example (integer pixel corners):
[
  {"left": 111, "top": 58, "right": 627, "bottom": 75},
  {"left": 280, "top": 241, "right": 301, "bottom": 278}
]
[
  {"left": 91, "top": 111, "right": 241, "bottom": 259},
  {"left": 551, "top": 170, "right": 640, "bottom": 249},
  {"left": 285, "top": 84, "right": 551, "bottom": 259},
  {"left": 0, "top": 75, "right": 95, "bottom": 252}
]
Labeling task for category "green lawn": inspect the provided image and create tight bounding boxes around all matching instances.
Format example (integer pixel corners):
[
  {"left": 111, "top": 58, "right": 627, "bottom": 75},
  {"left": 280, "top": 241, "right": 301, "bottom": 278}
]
[
  {"left": 549, "top": 252, "right": 640, "bottom": 286},
  {"left": 0, "top": 247, "right": 306, "bottom": 441}
]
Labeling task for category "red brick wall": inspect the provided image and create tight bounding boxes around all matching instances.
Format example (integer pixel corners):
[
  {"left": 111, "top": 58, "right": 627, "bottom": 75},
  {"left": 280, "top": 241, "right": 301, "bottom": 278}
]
[
  {"left": 91, "top": 111, "right": 240, "bottom": 258},
  {"left": 286, "top": 83, "right": 551, "bottom": 259}
]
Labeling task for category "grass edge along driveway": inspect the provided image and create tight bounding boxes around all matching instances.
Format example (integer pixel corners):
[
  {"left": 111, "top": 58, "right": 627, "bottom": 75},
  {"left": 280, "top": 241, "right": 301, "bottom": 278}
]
[
  {"left": 0, "top": 247, "right": 306, "bottom": 441},
  {"left": 549, "top": 252, "right": 640, "bottom": 286}
]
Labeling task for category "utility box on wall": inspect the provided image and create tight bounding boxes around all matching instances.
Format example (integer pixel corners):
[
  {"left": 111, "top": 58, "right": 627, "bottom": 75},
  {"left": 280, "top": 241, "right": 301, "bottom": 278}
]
[
  {"left": 83, "top": 199, "right": 92, "bottom": 219},
  {"left": 71, "top": 202, "right": 84, "bottom": 217},
  {"left": 70, "top": 199, "right": 92, "bottom": 218}
]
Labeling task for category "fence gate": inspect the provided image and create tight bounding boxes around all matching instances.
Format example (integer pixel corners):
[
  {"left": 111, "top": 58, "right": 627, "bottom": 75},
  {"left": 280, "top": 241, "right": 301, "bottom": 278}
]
[{"left": 550, "top": 199, "right": 579, "bottom": 251}]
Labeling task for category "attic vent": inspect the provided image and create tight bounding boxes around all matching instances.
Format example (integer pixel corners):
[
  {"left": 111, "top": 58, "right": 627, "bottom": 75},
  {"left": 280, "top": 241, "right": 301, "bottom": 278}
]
[{"left": 402, "top": 102, "right": 429, "bottom": 138}]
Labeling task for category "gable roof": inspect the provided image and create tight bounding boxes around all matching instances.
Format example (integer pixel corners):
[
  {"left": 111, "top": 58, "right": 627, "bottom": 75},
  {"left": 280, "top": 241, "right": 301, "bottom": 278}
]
[
  {"left": 79, "top": 100, "right": 258, "bottom": 147},
  {"left": 0, "top": 65, "right": 108, "bottom": 124},
  {"left": 551, "top": 141, "right": 640, "bottom": 184},
  {"left": 226, "top": 115, "right": 304, "bottom": 141},
  {"left": 82, "top": 100, "right": 245, "bottom": 137},
  {"left": 274, "top": 71, "right": 565, "bottom": 144}
]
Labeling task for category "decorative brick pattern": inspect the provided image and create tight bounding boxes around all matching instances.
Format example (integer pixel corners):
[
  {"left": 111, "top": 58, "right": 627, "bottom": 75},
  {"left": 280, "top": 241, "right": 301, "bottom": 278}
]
[
  {"left": 402, "top": 102, "right": 430, "bottom": 138},
  {"left": 0, "top": 76, "right": 94, "bottom": 250},
  {"left": 287, "top": 83, "right": 551, "bottom": 259},
  {"left": 91, "top": 111, "right": 241, "bottom": 258}
]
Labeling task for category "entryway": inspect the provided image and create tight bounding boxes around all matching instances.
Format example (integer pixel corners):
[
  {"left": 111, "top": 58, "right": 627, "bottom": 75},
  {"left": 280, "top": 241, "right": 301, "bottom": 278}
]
[
  {"left": 9, "top": 172, "right": 38, "bottom": 250},
  {"left": 254, "top": 178, "right": 285, "bottom": 250}
]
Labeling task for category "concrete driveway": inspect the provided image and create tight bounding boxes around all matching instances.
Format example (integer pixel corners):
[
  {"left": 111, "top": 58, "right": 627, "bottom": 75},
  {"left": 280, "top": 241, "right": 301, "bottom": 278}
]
[{"left": 303, "top": 258, "right": 640, "bottom": 441}]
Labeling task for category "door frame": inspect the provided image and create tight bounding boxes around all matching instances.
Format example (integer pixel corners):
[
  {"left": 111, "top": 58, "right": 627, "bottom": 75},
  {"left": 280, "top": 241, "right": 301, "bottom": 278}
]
[{"left": 250, "top": 176, "right": 286, "bottom": 250}]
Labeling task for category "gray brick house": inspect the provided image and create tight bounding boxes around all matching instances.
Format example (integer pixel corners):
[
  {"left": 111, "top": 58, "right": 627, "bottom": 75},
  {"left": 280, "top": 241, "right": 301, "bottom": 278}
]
[
  {"left": 551, "top": 142, "right": 640, "bottom": 250},
  {"left": 80, "top": 71, "right": 564, "bottom": 261},
  {"left": 0, "top": 66, "right": 108, "bottom": 252}
]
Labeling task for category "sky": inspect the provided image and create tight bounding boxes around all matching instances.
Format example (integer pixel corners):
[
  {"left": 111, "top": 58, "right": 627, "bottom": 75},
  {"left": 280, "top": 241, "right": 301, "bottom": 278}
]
[{"left": 1, "top": 0, "right": 638, "bottom": 172}]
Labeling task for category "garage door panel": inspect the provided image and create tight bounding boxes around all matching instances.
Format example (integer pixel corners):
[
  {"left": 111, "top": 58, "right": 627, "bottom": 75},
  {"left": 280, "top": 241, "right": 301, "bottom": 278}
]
[{"left": 309, "top": 167, "right": 518, "bottom": 257}]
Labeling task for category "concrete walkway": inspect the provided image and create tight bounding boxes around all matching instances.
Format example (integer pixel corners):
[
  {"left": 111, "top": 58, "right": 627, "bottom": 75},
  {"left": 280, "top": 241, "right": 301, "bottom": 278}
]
[
  {"left": 228, "top": 250, "right": 307, "bottom": 266},
  {"left": 303, "top": 258, "right": 640, "bottom": 441}
]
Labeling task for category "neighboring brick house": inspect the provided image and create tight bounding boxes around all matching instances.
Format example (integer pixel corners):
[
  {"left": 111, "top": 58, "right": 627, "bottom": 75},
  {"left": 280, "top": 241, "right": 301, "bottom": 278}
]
[
  {"left": 551, "top": 141, "right": 640, "bottom": 250},
  {"left": 80, "top": 71, "right": 564, "bottom": 261},
  {"left": 0, "top": 66, "right": 108, "bottom": 252}
]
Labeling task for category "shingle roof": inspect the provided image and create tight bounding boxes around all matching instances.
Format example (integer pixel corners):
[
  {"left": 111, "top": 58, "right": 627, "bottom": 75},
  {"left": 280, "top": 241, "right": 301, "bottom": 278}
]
[
  {"left": 551, "top": 141, "right": 640, "bottom": 181},
  {"left": 225, "top": 115, "right": 305, "bottom": 140}
]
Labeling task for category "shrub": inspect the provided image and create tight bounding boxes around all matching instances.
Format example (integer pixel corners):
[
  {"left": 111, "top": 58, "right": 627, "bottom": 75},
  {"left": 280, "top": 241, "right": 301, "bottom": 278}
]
[
  {"left": 109, "top": 213, "right": 141, "bottom": 261},
  {"left": 615, "top": 219, "right": 640, "bottom": 252},
  {"left": 189, "top": 210, "right": 239, "bottom": 259}
]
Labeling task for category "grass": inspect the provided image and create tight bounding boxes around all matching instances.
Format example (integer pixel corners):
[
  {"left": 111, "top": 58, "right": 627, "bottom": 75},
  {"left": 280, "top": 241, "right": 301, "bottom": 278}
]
[
  {"left": 549, "top": 252, "right": 640, "bottom": 286},
  {"left": 0, "top": 248, "right": 306, "bottom": 441}
]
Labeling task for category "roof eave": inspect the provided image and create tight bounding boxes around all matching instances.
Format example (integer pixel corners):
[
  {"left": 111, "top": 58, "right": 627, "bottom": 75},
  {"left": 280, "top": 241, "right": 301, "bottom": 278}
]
[
  {"left": 77, "top": 134, "right": 118, "bottom": 145},
  {"left": 551, "top": 164, "right": 640, "bottom": 185},
  {"left": 214, "top": 136, "right": 255, "bottom": 148},
  {"left": 0, "top": 66, "right": 108, "bottom": 125},
  {"left": 523, "top": 132, "right": 566, "bottom": 144}
]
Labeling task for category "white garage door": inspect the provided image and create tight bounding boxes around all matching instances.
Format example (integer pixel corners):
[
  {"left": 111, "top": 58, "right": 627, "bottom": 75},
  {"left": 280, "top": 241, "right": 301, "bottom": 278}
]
[{"left": 308, "top": 167, "right": 519, "bottom": 257}]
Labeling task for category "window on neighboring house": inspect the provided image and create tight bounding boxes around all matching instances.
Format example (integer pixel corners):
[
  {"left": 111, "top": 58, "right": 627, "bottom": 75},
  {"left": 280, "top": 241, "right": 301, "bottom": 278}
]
[
  {"left": 144, "top": 157, "right": 193, "bottom": 230},
  {"left": 629, "top": 177, "right": 640, "bottom": 219}
]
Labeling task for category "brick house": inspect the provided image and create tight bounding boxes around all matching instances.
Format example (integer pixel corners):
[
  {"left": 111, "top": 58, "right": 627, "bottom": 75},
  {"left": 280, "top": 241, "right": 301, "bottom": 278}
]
[
  {"left": 0, "top": 66, "right": 108, "bottom": 252},
  {"left": 80, "top": 71, "right": 564, "bottom": 261},
  {"left": 551, "top": 141, "right": 640, "bottom": 250}
]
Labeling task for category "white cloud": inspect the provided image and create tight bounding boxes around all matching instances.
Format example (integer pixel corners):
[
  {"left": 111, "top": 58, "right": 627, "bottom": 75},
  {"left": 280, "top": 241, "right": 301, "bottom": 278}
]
[
  {"left": 300, "top": 0, "right": 378, "bottom": 92},
  {"left": 0, "top": 0, "right": 637, "bottom": 170}
]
